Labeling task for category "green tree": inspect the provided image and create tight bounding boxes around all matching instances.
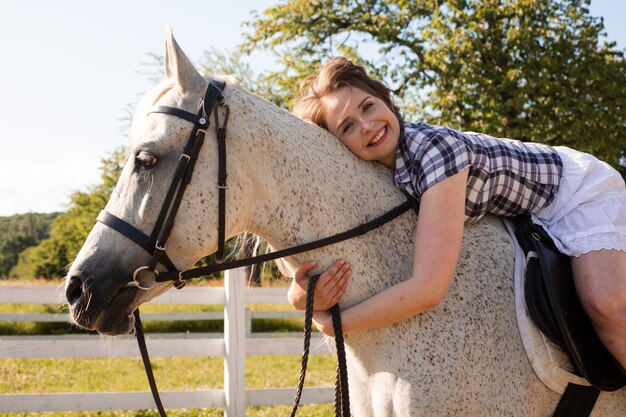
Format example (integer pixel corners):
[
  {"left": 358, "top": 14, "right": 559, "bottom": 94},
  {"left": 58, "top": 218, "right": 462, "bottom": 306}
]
[
  {"left": 0, "top": 212, "right": 58, "bottom": 278},
  {"left": 11, "top": 148, "right": 127, "bottom": 279},
  {"left": 242, "top": 0, "right": 626, "bottom": 169},
  {"left": 197, "top": 47, "right": 290, "bottom": 106}
]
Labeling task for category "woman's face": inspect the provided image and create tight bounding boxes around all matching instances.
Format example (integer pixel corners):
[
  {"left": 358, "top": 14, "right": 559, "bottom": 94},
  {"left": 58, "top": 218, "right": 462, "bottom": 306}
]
[{"left": 321, "top": 86, "right": 400, "bottom": 168}]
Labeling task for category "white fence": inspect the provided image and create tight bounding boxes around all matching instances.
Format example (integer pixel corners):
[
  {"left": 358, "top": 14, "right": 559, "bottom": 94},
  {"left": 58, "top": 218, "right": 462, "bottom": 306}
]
[{"left": 0, "top": 269, "right": 333, "bottom": 416}]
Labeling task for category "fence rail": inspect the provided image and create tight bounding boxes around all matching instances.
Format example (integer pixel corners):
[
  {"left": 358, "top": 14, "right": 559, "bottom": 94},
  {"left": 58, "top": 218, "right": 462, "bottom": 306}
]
[
  {"left": 0, "top": 310, "right": 305, "bottom": 323},
  {"left": 0, "top": 269, "right": 332, "bottom": 416}
]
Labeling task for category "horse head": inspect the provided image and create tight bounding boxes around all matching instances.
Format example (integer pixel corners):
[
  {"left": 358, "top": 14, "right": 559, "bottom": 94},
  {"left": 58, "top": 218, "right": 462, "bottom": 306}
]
[{"left": 65, "top": 29, "right": 251, "bottom": 335}]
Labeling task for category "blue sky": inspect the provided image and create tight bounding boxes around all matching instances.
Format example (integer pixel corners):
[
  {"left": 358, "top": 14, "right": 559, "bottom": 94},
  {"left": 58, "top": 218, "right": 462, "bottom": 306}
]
[{"left": 0, "top": 0, "right": 624, "bottom": 216}]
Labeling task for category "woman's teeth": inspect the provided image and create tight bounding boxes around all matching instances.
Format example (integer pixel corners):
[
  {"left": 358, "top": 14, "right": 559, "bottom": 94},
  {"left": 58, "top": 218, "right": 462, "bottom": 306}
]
[{"left": 369, "top": 127, "right": 386, "bottom": 146}]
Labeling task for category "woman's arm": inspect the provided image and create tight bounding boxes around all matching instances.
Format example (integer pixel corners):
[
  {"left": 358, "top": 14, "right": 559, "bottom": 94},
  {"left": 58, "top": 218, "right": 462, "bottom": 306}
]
[{"left": 314, "top": 168, "right": 469, "bottom": 335}]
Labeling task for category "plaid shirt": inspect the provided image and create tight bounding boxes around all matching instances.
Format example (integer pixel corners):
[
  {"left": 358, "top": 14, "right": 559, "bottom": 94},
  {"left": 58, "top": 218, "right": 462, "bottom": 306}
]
[{"left": 395, "top": 122, "right": 563, "bottom": 223}]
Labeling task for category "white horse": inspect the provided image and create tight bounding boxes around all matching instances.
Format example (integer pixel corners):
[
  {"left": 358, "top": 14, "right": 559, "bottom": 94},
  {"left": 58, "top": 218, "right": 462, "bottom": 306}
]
[{"left": 65, "top": 30, "right": 626, "bottom": 416}]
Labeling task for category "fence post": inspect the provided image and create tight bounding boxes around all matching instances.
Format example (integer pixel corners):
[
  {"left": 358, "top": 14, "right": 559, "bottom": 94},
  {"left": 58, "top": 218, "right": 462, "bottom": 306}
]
[
  {"left": 245, "top": 308, "right": 252, "bottom": 338},
  {"left": 224, "top": 268, "right": 246, "bottom": 417}
]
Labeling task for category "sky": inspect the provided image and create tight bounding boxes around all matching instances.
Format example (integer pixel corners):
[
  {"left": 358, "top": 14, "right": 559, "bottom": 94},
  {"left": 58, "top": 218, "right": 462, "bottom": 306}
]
[{"left": 0, "top": 0, "right": 624, "bottom": 216}]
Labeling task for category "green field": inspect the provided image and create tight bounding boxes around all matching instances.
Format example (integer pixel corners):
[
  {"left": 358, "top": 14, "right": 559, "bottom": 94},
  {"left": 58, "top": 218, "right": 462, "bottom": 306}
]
[
  {"left": 0, "top": 356, "right": 336, "bottom": 416},
  {"left": 0, "top": 288, "right": 336, "bottom": 416}
]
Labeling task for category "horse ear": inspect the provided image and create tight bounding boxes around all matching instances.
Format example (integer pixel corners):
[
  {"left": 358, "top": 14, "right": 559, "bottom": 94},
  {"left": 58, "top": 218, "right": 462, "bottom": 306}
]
[{"left": 164, "top": 25, "right": 205, "bottom": 93}]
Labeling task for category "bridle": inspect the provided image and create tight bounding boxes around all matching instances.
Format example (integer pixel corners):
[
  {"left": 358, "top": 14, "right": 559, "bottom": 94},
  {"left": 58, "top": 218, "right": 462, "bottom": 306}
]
[
  {"left": 95, "top": 79, "right": 416, "bottom": 416},
  {"left": 97, "top": 79, "right": 230, "bottom": 291},
  {"left": 98, "top": 78, "right": 414, "bottom": 290}
]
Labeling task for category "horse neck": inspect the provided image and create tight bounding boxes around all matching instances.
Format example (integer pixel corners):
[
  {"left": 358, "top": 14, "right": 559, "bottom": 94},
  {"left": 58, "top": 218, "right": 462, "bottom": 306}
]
[{"left": 224, "top": 87, "right": 404, "bottom": 252}]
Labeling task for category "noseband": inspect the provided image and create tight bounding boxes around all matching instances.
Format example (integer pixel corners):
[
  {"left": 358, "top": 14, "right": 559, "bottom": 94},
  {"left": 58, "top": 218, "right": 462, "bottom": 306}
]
[{"left": 95, "top": 79, "right": 417, "bottom": 417}]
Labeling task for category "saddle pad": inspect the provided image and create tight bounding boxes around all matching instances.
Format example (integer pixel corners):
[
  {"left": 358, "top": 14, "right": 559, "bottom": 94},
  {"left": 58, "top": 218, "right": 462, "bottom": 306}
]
[{"left": 502, "top": 218, "right": 591, "bottom": 394}]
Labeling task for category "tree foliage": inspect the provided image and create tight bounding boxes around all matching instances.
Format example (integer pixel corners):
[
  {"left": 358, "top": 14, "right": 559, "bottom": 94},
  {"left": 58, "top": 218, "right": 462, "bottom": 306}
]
[
  {"left": 197, "top": 47, "right": 292, "bottom": 108},
  {"left": 242, "top": 0, "right": 625, "bottom": 169},
  {"left": 11, "top": 148, "right": 127, "bottom": 279},
  {"left": 0, "top": 212, "right": 58, "bottom": 278}
]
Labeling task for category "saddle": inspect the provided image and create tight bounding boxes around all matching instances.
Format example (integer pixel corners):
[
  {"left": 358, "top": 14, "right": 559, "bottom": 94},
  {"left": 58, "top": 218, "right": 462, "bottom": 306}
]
[{"left": 513, "top": 215, "right": 626, "bottom": 415}]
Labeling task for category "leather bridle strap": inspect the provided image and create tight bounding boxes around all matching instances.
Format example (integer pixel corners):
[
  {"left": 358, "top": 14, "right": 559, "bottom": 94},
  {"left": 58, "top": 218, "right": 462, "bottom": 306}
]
[
  {"left": 214, "top": 98, "right": 229, "bottom": 263},
  {"left": 156, "top": 199, "right": 414, "bottom": 283},
  {"left": 142, "top": 118, "right": 206, "bottom": 254}
]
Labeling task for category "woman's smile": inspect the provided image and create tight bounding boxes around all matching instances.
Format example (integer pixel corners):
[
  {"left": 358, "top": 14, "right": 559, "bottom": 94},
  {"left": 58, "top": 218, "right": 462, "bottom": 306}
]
[{"left": 368, "top": 126, "right": 388, "bottom": 147}]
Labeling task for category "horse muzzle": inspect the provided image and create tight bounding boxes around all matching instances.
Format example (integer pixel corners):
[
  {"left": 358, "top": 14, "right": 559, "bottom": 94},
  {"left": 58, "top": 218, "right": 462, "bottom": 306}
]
[{"left": 65, "top": 268, "right": 139, "bottom": 335}]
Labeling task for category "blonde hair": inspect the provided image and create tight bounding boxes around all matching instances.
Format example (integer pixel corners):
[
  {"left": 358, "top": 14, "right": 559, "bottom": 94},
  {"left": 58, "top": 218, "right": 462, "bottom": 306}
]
[{"left": 292, "top": 57, "right": 402, "bottom": 130}]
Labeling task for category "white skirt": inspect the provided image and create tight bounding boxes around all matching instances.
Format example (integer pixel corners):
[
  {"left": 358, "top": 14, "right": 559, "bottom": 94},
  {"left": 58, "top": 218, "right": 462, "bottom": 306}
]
[{"left": 531, "top": 146, "right": 626, "bottom": 257}]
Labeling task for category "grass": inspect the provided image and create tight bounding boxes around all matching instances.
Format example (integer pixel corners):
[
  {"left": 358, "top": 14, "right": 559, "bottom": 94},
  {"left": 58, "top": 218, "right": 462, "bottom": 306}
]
[
  {"left": 0, "top": 405, "right": 335, "bottom": 417},
  {"left": 0, "top": 280, "right": 335, "bottom": 416},
  {"left": 0, "top": 356, "right": 335, "bottom": 393},
  {"left": 0, "top": 356, "right": 336, "bottom": 417},
  {"left": 0, "top": 406, "right": 334, "bottom": 417}
]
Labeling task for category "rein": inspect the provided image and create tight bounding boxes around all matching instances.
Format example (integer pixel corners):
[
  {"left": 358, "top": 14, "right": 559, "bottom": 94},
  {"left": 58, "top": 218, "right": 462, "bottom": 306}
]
[
  {"left": 97, "top": 79, "right": 415, "bottom": 416},
  {"left": 290, "top": 274, "right": 350, "bottom": 417}
]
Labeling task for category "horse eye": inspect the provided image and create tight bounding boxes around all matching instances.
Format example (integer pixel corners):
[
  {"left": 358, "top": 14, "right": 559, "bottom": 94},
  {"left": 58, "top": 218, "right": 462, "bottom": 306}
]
[{"left": 135, "top": 151, "right": 157, "bottom": 170}]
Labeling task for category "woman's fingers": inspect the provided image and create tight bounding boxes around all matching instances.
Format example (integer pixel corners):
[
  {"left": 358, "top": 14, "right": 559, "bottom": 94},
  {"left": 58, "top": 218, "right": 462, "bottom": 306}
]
[
  {"left": 294, "top": 261, "right": 318, "bottom": 283},
  {"left": 294, "top": 259, "right": 352, "bottom": 310},
  {"left": 319, "top": 259, "right": 345, "bottom": 282},
  {"left": 317, "top": 260, "right": 351, "bottom": 308},
  {"left": 331, "top": 269, "right": 350, "bottom": 304},
  {"left": 321, "top": 260, "right": 351, "bottom": 290}
]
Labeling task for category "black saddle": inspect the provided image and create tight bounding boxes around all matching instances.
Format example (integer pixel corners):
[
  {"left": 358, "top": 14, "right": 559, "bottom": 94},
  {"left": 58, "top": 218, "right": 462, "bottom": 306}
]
[{"left": 513, "top": 215, "right": 625, "bottom": 415}]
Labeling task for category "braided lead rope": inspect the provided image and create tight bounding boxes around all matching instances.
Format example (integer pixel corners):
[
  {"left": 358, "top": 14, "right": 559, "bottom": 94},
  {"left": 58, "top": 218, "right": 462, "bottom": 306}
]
[
  {"left": 331, "top": 304, "right": 350, "bottom": 416},
  {"left": 334, "top": 367, "right": 342, "bottom": 417},
  {"left": 290, "top": 273, "right": 319, "bottom": 417},
  {"left": 290, "top": 274, "right": 351, "bottom": 417}
]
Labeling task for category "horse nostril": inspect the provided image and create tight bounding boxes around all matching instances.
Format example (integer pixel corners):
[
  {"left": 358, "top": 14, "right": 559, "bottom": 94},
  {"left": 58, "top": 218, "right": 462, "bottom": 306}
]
[{"left": 66, "top": 275, "right": 84, "bottom": 305}]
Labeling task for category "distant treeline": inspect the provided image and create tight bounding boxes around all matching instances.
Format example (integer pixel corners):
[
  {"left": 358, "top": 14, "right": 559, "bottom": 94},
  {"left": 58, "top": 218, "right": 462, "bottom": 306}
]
[
  {"left": 0, "top": 212, "right": 59, "bottom": 278},
  {"left": 1, "top": 148, "right": 127, "bottom": 280}
]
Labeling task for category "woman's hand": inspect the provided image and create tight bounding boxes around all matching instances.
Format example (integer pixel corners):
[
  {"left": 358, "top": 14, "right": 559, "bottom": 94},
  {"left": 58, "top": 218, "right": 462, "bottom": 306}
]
[
  {"left": 313, "top": 310, "right": 335, "bottom": 337},
  {"left": 287, "top": 259, "right": 351, "bottom": 311}
]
